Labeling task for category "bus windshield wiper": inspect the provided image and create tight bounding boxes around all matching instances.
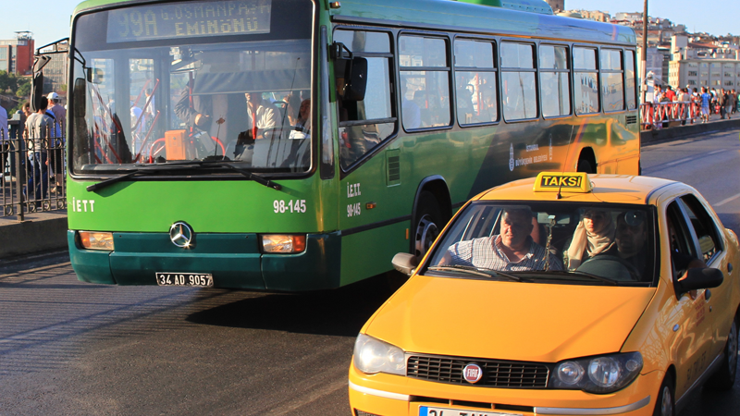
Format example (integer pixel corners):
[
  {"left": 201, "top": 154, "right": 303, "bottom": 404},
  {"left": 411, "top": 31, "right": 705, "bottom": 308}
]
[
  {"left": 427, "top": 265, "right": 521, "bottom": 282},
  {"left": 86, "top": 164, "right": 200, "bottom": 192},
  {"left": 86, "top": 160, "right": 283, "bottom": 193}
]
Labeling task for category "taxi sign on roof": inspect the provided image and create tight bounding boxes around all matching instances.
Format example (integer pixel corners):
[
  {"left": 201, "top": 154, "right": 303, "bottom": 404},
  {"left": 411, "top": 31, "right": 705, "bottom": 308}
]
[{"left": 534, "top": 172, "right": 592, "bottom": 193}]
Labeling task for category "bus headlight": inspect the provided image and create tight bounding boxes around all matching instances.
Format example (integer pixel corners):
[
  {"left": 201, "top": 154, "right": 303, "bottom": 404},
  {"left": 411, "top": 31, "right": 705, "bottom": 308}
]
[
  {"left": 551, "top": 352, "right": 643, "bottom": 394},
  {"left": 353, "top": 334, "right": 406, "bottom": 376},
  {"left": 78, "top": 231, "right": 115, "bottom": 251},
  {"left": 261, "top": 234, "right": 306, "bottom": 253}
]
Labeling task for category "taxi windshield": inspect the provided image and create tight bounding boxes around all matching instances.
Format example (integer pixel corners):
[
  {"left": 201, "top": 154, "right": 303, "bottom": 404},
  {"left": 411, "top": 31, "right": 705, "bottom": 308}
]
[{"left": 426, "top": 202, "right": 658, "bottom": 286}]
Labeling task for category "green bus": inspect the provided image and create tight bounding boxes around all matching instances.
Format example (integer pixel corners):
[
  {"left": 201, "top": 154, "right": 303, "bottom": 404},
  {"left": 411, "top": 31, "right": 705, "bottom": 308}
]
[{"left": 59, "top": 0, "right": 640, "bottom": 290}]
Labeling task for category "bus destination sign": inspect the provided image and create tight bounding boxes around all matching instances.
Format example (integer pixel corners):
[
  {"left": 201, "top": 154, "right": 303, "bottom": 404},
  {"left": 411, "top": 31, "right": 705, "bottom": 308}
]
[{"left": 107, "top": 0, "right": 272, "bottom": 43}]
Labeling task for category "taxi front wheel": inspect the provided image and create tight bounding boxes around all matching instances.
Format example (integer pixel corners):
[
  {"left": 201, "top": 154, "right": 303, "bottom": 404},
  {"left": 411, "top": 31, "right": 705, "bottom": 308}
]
[
  {"left": 653, "top": 373, "right": 675, "bottom": 416},
  {"left": 707, "top": 317, "right": 738, "bottom": 391}
]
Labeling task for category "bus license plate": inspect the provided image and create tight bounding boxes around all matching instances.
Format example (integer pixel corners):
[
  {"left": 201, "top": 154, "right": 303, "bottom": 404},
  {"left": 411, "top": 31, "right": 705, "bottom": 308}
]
[
  {"left": 419, "top": 407, "right": 519, "bottom": 416},
  {"left": 156, "top": 273, "right": 213, "bottom": 287}
]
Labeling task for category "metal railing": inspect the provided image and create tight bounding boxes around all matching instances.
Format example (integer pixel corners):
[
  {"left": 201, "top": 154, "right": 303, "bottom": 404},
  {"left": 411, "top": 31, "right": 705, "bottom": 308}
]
[
  {"left": 639, "top": 101, "right": 703, "bottom": 130},
  {"left": 1, "top": 119, "right": 67, "bottom": 221}
]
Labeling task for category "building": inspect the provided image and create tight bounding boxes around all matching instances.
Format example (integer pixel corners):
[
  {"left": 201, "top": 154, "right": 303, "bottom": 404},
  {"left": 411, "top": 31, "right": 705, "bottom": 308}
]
[
  {"left": 0, "top": 31, "right": 34, "bottom": 76},
  {"left": 669, "top": 34, "right": 740, "bottom": 92},
  {"left": 544, "top": 0, "right": 564, "bottom": 12}
]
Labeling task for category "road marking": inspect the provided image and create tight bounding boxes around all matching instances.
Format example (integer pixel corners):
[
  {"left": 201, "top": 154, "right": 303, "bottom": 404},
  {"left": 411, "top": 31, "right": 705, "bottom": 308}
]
[
  {"left": 708, "top": 149, "right": 725, "bottom": 155},
  {"left": 716, "top": 192, "right": 740, "bottom": 207},
  {"left": 665, "top": 157, "right": 694, "bottom": 167}
]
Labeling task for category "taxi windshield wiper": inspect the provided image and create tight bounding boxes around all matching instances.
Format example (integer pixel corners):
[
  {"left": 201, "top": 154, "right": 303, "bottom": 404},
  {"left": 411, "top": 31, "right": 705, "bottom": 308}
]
[
  {"left": 427, "top": 265, "right": 521, "bottom": 282},
  {"left": 546, "top": 271, "right": 618, "bottom": 286},
  {"left": 86, "top": 160, "right": 282, "bottom": 192}
]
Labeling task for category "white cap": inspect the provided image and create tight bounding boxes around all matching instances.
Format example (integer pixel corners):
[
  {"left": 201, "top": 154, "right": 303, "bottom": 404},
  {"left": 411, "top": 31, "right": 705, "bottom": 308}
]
[{"left": 47, "top": 92, "right": 59, "bottom": 100}]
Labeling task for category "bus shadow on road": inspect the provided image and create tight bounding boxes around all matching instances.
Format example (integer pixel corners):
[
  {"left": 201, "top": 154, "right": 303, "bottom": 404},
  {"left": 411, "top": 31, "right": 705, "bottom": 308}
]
[{"left": 186, "top": 274, "right": 398, "bottom": 337}]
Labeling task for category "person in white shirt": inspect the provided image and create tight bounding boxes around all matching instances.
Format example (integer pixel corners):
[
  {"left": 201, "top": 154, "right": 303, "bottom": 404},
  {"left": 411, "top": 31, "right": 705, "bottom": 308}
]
[{"left": 244, "top": 92, "right": 279, "bottom": 140}]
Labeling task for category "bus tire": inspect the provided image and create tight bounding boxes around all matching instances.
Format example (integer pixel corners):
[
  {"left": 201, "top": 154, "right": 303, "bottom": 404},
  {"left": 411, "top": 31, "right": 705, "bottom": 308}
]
[
  {"left": 577, "top": 158, "right": 594, "bottom": 174},
  {"left": 413, "top": 191, "right": 442, "bottom": 260},
  {"left": 706, "top": 317, "right": 738, "bottom": 391},
  {"left": 653, "top": 372, "right": 675, "bottom": 416}
]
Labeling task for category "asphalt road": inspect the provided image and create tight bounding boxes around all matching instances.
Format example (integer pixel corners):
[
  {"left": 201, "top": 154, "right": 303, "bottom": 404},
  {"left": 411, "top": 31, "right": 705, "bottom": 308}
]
[{"left": 1, "top": 129, "right": 740, "bottom": 416}]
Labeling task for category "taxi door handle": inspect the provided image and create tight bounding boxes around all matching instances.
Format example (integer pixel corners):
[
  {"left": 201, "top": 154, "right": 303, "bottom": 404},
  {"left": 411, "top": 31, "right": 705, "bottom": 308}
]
[{"left": 705, "top": 289, "right": 712, "bottom": 301}]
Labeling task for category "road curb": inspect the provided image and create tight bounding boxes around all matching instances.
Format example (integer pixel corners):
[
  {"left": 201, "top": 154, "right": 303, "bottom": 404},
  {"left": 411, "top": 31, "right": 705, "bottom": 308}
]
[
  {"left": 0, "top": 216, "right": 68, "bottom": 260},
  {"left": 641, "top": 118, "right": 740, "bottom": 145}
]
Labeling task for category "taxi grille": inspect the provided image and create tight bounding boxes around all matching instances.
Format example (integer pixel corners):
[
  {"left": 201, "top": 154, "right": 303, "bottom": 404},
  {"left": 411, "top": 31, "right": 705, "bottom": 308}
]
[{"left": 407, "top": 355, "right": 549, "bottom": 388}]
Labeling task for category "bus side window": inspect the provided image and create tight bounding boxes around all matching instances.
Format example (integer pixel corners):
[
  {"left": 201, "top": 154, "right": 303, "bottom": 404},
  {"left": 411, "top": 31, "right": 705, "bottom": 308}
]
[
  {"left": 454, "top": 39, "right": 498, "bottom": 125},
  {"left": 399, "top": 35, "right": 451, "bottom": 129},
  {"left": 333, "top": 29, "right": 396, "bottom": 170}
]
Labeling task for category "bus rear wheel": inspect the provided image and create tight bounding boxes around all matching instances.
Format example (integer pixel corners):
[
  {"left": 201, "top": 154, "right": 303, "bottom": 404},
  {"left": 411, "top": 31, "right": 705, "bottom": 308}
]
[{"left": 414, "top": 192, "right": 442, "bottom": 260}]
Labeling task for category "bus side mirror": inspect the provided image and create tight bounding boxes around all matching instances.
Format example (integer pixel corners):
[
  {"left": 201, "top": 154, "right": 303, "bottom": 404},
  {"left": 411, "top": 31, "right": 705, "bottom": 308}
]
[
  {"left": 392, "top": 252, "right": 418, "bottom": 276},
  {"left": 73, "top": 78, "right": 87, "bottom": 116},
  {"left": 343, "top": 57, "right": 367, "bottom": 102},
  {"left": 87, "top": 68, "right": 104, "bottom": 84}
]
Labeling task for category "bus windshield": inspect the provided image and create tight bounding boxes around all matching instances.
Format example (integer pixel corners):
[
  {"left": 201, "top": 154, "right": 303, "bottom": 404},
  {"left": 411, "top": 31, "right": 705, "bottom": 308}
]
[{"left": 69, "top": 0, "right": 313, "bottom": 175}]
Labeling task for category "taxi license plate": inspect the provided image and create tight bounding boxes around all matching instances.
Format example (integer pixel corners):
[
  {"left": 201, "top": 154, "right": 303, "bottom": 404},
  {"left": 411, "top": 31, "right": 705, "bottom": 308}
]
[
  {"left": 156, "top": 273, "right": 213, "bottom": 287},
  {"left": 419, "top": 406, "right": 520, "bottom": 416}
]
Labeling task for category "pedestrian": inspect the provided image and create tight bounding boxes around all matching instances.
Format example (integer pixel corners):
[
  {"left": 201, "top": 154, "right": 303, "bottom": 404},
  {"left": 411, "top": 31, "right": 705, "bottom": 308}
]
[
  {"left": 677, "top": 88, "right": 690, "bottom": 124},
  {"left": 0, "top": 104, "right": 8, "bottom": 183},
  {"left": 664, "top": 85, "right": 676, "bottom": 102},
  {"left": 47, "top": 92, "right": 66, "bottom": 192},
  {"left": 725, "top": 89, "right": 735, "bottom": 120},
  {"left": 700, "top": 87, "right": 712, "bottom": 123},
  {"left": 25, "top": 97, "right": 54, "bottom": 201}
]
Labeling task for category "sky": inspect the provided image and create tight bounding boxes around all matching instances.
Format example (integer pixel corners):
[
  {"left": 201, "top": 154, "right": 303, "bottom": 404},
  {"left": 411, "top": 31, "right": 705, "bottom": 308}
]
[{"left": 1, "top": 0, "right": 738, "bottom": 49}]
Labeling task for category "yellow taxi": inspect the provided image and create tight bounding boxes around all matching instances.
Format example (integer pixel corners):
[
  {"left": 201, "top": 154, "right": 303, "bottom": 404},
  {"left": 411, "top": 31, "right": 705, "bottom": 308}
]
[{"left": 349, "top": 173, "right": 740, "bottom": 416}]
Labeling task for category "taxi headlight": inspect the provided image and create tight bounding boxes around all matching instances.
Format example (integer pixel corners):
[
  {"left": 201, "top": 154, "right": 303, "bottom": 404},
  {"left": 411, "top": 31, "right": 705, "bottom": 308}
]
[
  {"left": 353, "top": 334, "right": 406, "bottom": 376},
  {"left": 551, "top": 352, "right": 642, "bottom": 394},
  {"left": 261, "top": 234, "right": 306, "bottom": 253},
  {"left": 78, "top": 231, "right": 114, "bottom": 251}
]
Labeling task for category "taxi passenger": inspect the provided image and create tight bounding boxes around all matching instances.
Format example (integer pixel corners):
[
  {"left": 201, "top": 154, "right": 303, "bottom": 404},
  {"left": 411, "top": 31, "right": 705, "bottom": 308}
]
[
  {"left": 604, "top": 211, "right": 649, "bottom": 279},
  {"left": 562, "top": 208, "right": 616, "bottom": 270},
  {"left": 444, "top": 208, "right": 563, "bottom": 271}
]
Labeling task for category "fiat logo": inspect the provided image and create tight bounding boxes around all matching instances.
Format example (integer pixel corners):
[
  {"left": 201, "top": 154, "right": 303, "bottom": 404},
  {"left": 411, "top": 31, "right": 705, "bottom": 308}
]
[{"left": 462, "top": 363, "right": 483, "bottom": 384}]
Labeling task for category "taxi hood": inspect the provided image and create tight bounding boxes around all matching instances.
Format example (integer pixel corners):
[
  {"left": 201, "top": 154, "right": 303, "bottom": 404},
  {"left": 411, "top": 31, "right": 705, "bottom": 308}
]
[{"left": 364, "top": 276, "right": 656, "bottom": 362}]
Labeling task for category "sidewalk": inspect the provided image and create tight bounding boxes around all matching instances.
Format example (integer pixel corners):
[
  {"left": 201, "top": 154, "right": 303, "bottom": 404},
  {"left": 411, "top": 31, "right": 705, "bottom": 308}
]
[{"left": 1, "top": 116, "right": 739, "bottom": 261}]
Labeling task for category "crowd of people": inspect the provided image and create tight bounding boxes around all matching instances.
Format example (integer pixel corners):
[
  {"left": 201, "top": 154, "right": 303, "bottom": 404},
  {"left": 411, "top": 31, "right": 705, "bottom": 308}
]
[{"left": 651, "top": 84, "right": 738, "bottom": 125}]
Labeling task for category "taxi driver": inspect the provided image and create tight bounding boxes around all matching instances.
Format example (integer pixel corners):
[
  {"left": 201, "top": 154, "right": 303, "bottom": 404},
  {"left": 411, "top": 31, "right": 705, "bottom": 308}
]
[{"left": 443, "top": 208, "right": 563, "bottom": 272}]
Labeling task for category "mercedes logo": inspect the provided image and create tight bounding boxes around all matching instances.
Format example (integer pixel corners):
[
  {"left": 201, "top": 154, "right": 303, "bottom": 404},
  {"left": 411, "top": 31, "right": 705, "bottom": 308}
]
[{"left": 169, "top": 222, "right": 194, "bottom": 248}]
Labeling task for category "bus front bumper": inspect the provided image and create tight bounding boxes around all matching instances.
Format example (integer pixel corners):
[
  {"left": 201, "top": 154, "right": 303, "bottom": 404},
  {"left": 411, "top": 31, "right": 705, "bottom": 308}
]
[{"left": 67, "top": 230, "right": 341, "bottom": 291}]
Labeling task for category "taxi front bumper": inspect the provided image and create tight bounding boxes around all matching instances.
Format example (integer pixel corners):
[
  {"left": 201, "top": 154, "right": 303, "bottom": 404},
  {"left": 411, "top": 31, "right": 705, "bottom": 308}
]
[{"left": 348, "top": 363, "right": 662, "bottom": 416}]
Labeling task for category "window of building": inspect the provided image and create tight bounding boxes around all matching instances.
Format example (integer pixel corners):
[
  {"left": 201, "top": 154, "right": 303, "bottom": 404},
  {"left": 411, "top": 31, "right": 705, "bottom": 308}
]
[
  {"left": 573, "top": 47, "right": 599, "bottom": 114},
  {"left": 454, "top": 39, "right": 498, "bottom": 125},
  {"left": 539, "top": 44, "right": 571, "bottom": 117},
  {"left": 688, "top": 71, "right": 698, "bottom": 77},
  {"left": 501, "top": 42, "right": 537, "bottom": 120},
  {"left": 399, "top": 35, "right": 451, "bottom": 129}
]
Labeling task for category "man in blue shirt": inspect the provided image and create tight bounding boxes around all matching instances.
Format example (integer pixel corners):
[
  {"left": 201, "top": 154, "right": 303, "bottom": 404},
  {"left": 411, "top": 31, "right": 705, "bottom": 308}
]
[{"left": 700, "top": 87, "right": 712, "bottom": 123}]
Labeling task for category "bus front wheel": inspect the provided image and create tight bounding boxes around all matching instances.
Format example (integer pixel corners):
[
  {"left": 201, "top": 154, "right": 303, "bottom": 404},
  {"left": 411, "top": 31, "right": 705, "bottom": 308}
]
[{"left": 414, "top": 192, "right": 443, "bottom": 260}]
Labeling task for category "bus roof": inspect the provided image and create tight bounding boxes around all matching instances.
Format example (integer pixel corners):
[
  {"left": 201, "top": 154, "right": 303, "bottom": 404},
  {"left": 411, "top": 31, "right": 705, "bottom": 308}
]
[
  {"left": 331, "top": 0, "right": 636, "bottom": 45},
  {"left": 73, "top": 0, "right": 636, "bottom": 46}
]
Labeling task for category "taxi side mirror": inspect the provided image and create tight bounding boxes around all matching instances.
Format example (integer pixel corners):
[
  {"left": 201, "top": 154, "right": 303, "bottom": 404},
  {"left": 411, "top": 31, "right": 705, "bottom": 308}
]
[
  {"left": 392, "top": 252, "right": 418, "bottom": 276},
  {"left": 675, "top": 267, "right": 724, "bottom": 295}
]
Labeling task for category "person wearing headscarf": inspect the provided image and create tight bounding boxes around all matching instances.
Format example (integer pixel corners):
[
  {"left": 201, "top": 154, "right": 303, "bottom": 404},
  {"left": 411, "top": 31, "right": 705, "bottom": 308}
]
[{"left": 563, "top": 208, "right": 616, "bottom": 270}]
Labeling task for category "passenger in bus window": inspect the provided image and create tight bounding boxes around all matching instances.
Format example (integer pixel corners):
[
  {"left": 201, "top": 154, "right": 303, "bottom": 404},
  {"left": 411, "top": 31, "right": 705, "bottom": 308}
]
[
  {"left": 402, "top": 83, "right": 421, "bottom": 129},
  {"left": 174, "top": 85, "right": 247, "bottom": 150},
  {"left": 562, "top": 208, "right": 616, "bottom": 270},
  {"left": 441, "top": 208, "right": 563, "bottom": 272},
  {"left": 244, "top": 92, "right": 280, "bottom": 141}
]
